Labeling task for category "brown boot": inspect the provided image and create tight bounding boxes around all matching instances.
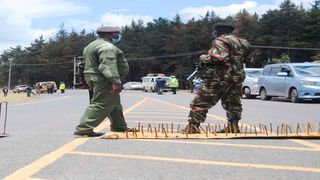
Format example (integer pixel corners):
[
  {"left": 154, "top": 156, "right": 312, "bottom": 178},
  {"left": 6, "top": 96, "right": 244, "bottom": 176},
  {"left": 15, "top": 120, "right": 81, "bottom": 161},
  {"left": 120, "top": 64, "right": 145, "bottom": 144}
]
[{"left": 180, "top": 122, "right": 201, "bottom": 134}]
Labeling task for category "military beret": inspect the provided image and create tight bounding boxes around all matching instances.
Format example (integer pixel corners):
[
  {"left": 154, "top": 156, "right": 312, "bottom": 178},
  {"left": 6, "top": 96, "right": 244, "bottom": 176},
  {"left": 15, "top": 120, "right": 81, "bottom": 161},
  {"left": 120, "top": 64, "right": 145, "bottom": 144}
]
[
  {"left": 213, "top": 23, "right": 234, "bottom": 31},
  {"left": 96, "top": 26, "right": 121, "bottom": 33}
]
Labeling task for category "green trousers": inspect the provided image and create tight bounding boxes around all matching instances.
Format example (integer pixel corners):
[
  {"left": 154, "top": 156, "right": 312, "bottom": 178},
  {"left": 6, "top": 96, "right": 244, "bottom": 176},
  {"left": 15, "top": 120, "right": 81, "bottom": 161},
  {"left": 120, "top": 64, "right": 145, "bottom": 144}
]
[{"left": 75, "top": 74, "right": 127, "bottom": 133}]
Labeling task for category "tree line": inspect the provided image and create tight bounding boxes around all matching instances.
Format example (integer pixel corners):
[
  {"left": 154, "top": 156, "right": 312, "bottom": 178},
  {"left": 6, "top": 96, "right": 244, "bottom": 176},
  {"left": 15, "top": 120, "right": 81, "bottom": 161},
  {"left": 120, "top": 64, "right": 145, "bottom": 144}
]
[{"left": 0, "top": 0, "right": 319, "bottom": 89}]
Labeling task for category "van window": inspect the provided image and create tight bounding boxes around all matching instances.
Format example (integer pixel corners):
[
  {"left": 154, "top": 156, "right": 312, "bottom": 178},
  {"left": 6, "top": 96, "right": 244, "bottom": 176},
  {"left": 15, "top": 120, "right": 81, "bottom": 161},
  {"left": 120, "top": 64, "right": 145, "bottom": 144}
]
[{"left": 269, "top": 67, "right": 281, "bottom": 76}]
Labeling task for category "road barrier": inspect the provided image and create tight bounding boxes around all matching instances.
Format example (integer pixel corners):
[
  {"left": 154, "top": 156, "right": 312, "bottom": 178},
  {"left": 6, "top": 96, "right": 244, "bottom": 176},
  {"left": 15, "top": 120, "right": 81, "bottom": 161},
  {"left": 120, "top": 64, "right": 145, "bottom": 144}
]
[
  {"left": 102, "top": 122, "right": 320, "bottom": 139},
  {"left": 0, "top": 101, "right": 8, "bottom": 137}
]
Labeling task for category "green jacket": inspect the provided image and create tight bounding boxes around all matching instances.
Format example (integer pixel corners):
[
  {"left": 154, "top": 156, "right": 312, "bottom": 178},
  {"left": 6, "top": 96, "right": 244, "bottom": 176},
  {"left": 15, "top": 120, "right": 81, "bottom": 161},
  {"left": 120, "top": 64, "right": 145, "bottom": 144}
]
[
  {"left": 83, "top": 38, "right": 129, "bottom": 84},
  {"left": 168, "top": 77, "right": 179, "bottom": 88}
]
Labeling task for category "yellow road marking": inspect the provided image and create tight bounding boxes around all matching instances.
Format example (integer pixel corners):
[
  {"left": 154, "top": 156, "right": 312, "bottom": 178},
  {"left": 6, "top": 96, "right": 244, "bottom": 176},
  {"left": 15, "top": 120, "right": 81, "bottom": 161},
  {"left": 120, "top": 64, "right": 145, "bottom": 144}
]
[
  {"left": 289, "top": 139, "right": 320, "bottom": 150},
  {"left": 3, "top": 97, "right": 148, "bottom": 180},
  {"left": 133, "top": 139, "right": 320, "bottom": 152},
  {"left": 68, "top": 151, "right": 320, "bottom": 173}
]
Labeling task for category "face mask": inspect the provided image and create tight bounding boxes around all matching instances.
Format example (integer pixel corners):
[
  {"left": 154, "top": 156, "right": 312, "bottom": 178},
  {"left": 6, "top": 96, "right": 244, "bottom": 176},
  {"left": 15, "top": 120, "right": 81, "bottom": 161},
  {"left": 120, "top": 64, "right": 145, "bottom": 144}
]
[{"left": 112, "top": 33, "right": 122, "bottom": 43}]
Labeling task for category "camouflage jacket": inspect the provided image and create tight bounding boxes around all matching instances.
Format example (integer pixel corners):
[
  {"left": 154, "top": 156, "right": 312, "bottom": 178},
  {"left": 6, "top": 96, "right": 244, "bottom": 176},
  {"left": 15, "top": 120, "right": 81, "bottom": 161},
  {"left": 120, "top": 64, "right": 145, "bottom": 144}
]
[
  {"left": 202, "top": 34, "right": 251, "bottom": 83},
  {"left": 83, "top": 38, "right": 129, "bottom": 84}
]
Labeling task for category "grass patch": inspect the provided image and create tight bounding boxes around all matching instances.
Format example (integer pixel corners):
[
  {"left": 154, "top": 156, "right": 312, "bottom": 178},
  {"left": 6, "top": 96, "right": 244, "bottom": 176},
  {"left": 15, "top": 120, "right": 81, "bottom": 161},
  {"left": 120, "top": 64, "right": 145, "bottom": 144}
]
[{"left": 0, "top": 92, "right": 36, "bottom": 103}]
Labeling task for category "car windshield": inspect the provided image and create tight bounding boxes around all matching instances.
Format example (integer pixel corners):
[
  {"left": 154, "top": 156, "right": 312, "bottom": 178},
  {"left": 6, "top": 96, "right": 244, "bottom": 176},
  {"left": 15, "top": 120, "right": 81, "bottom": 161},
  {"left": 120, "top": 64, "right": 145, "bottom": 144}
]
[
  {"left": 293, "top": 65, "right": 320, "bottom": 77},
  {"left": 131, "top": 82, "right": 141, "bottom": 85},
  {"left": 246, "top": 70, "right": 262, "bottom": 78}
]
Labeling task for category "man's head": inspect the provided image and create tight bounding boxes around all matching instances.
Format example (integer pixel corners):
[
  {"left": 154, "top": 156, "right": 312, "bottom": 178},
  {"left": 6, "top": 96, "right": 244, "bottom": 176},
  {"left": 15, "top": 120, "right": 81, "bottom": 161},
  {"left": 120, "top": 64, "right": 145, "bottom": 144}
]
[
  {"left": 212, "top": 23, "right": 234, "bottom": 38},
  {"left": 96, "top": 26, "right": 122, "bottom": 43}
]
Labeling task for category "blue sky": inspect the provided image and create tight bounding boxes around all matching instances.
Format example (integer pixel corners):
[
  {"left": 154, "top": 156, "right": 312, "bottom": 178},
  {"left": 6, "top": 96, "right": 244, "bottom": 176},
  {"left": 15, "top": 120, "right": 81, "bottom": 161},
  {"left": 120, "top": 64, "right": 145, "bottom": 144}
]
[{"left": 0, "top": 0, "right": 313, "bottom": 54}]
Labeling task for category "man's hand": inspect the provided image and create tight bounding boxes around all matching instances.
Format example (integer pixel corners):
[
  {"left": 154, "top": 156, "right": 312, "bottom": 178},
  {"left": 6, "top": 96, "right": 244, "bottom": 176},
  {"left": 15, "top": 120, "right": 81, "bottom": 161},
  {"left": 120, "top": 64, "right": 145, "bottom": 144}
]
[
  {"left": 112, "top": 84, "right": 122, "bottom": 94},
  {"left": 199, "top": 54, "right": 210, "bottom": 62}
]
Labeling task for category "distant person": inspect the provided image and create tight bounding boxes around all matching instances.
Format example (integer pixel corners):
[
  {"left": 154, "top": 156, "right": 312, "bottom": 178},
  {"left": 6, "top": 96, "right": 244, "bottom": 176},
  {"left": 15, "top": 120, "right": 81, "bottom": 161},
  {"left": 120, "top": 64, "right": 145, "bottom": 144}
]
[
  {"left": 192, "top": 77, "right": 203, "bottom": 93},
  {"left": 59, "top": 82, "right": 66, "bottom": 93},
  {"left": 156, "top": 76, "right": 166, "bottom": 95},
  {"left": 2, "top": 87, "right": 8, "bottom": 97},
  {"left": 168, "top": 75, "right": 179, "bottom": 94},
  {"left": 47, "top": 83, "right": 54, "bottom": 94},
  {"left": 26, "top": 85, "right": 33, "bottom": 97},
  {"left": 74, "top": 26, "right": 133, "bottom": 137}
]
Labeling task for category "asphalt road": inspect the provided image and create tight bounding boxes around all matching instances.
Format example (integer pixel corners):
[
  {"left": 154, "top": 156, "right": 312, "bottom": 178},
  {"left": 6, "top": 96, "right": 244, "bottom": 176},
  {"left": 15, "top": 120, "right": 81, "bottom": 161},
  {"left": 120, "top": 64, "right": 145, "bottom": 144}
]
[{"left": 0, "top": 90, "right": 319, "bottom": 180}]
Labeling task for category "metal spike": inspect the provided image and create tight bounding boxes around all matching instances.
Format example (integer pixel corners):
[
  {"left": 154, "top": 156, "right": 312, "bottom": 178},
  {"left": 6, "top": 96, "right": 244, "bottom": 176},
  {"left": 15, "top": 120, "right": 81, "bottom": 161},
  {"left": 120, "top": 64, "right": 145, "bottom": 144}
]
[
  {"left": 176, "top": 124, "right": 180, "bottom": 133},
  {"left": 199, "top": 125, "right": 205, "bottom": 133},
  {"left": 208, "top": 123, "right": 211, "bottom": 133},
  {"left": 154, "top": 127, "right": 158, "bottom": 138},
  {"left": 244, "top": 125, "right": 248, "bottom": 136},
  {"left": 254, "top": 126, "right": 257, "bottom": 136},
  {"left": 163, "top": 127, "right": 168, "bottom": 138},
  {"left": 141, "top": 125, "right": 144, "bottom": 136},
  {"left": 270, "top": 123, "right": 273, "bottom": 134},
  {"left": 138, "top": 123, "right": 140, "bottom": 132},
  {"left": 171, "top": 123, "right": 173, "bottom": 134},
  {"left": 264, "top": 125, "right": 268, "bottom": 136},
  {"left": 205, "top": 126, "right": 208, "bottom": 137}
]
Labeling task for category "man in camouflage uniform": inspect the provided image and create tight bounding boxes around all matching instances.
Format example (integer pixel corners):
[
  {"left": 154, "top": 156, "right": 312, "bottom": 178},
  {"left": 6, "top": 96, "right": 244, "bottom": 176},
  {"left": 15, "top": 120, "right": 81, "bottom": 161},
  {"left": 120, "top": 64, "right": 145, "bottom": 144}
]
[
  {"left": 185, "top": 23, "right": 251, "bottom": 133},
  {"left": 74, "top": 26, "right": 132, "bottom": 137}
]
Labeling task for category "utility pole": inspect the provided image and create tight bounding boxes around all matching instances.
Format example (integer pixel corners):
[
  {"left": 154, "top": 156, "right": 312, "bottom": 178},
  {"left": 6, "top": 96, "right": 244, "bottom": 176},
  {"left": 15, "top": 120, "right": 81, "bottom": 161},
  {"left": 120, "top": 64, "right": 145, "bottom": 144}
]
[
  {"left": 73, "top": 56, "right": 76, "bottom": 89},
  {"left": 7, "top": 58, "right": 13, "bottom": 90}
]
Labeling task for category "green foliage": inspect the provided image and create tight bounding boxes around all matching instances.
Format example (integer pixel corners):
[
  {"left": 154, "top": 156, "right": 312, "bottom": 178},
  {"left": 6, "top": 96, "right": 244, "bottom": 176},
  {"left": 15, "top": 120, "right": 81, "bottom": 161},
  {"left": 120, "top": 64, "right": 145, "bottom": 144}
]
[{"left": 273, "top": 53, "right": 291, "bottom": 63}]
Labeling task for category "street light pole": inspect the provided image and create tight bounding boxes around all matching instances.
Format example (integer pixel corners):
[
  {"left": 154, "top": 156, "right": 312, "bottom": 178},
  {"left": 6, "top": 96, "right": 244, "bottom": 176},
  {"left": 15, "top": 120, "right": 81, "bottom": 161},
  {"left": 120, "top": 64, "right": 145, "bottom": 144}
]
[{"left": 7, "top": 61, "right": 12, "bottom": 90}]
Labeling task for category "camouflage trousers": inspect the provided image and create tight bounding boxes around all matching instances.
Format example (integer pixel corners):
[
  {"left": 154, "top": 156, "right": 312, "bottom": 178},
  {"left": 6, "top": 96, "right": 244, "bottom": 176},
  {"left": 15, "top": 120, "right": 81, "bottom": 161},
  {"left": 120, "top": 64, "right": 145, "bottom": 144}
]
[{"left": 188, "top": 78, "right": 242, "bottom": 124}]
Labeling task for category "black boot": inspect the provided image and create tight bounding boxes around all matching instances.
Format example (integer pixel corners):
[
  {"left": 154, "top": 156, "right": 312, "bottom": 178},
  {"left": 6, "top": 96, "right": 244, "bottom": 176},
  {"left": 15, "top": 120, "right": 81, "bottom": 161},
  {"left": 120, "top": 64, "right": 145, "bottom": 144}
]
[
  {"left": 217, "top": 121, "right": 240, "bottom": 133},
  {"left": 181, "top": 122, "right": 201, "bottom": 134}
]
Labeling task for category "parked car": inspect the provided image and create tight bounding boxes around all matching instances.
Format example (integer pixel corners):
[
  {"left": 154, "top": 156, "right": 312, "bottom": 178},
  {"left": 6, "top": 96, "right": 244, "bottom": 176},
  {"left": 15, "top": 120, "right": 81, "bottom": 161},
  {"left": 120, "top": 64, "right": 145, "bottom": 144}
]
[
  {"left": 123, "top": 82, "right": 143, "bottom": 90},
  {"left": 141, "top": 76, "right": 171, "bottom": 92},
  {"left": 13, "top": 85, "right": 28, "bottom": 93},
  {"left": 258, "top": 63, "right": 320, "bottom": 103},
  {"left": 242, "top": 68, "right": 263, "bottom": 99}
]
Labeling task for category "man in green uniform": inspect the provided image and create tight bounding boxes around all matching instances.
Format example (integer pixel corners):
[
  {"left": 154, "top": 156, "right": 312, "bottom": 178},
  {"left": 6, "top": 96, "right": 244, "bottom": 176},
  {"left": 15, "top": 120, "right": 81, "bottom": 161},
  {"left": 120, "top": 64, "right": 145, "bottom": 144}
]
[
  {"left": 168, "top": 75, "right": 179, "bottom": 94},
  {"left": 74, "top": 26, "right": 132, "bottom": 137},
  {"left": 184, "top": 23, "right": 251, "bottom": 133},
  {"left": 59, "top": 82, "right": 65, "bottom": 93}
]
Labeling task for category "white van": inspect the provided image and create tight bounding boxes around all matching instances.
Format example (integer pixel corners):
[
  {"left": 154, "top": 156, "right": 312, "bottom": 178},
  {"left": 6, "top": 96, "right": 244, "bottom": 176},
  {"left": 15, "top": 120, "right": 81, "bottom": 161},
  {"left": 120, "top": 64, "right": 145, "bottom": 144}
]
[
  {"left": 141, "top": 76, "right": 172, "bottom": 92},
  {"left": 141, "top": 76, "right": 157, "bottom": 92}
]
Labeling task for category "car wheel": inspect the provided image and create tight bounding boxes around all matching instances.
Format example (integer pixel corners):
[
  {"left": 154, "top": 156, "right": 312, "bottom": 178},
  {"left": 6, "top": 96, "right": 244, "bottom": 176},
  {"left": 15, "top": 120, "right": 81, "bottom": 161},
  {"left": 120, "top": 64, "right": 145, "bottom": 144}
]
[
  {"left": 243, "top": 87, "right": 253, "bottom": 99},
  {"left": 290, "top": 88, "right": 300, "bottom": 103},
  {"left": 260, "top": 88, "right": 271, "bottom": 100}
]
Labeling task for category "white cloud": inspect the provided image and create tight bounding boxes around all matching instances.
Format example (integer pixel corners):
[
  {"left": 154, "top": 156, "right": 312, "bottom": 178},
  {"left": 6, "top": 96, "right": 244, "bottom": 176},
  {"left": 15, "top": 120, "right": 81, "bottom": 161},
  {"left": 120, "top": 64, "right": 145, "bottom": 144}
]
[
  {"left": 179, "top": 1, "right": 277, "bottom": 19},
  {"left": 100, "top": 12, "right": 154, "bottom": 27},
  {"left": 179, "top": 0, "right": 314, "bottom": 20},
  {"left": 0, "top": 0, "right": 89, "bottom": 54}
]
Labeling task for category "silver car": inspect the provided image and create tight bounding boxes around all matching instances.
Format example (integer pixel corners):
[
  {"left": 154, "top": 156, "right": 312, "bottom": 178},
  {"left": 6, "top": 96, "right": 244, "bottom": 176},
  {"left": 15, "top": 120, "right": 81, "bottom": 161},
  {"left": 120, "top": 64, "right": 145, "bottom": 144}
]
[
  {"left": 258, "top": 63, "right": 320, "bottom": 103},
  {"left": 242, "top": 68, "right": 262, "bottom": 99},
  {"left": 123, "top": 82, "right": 143, "bottom": 90}
]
